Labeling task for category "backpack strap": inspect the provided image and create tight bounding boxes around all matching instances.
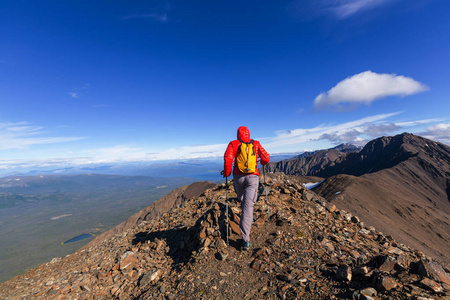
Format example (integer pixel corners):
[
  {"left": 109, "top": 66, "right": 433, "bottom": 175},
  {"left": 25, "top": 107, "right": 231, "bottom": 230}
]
[
  {"left": 250, "top": 139, "right": 255, "bottom": 155},
  {"left": 237, "top": 139, "right": 255, "bottom": 155}
]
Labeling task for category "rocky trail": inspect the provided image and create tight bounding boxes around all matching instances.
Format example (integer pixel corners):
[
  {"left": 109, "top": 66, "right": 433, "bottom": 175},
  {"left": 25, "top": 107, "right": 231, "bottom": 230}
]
[{"left": 1, "top": 173, "right": 449, "bottom": 299}]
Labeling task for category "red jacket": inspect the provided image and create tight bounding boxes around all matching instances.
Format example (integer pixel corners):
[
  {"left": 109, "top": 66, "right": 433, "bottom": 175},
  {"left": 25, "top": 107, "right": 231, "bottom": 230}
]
[{"left": 224, "top": 126, "right": 270, "bottom": 177}]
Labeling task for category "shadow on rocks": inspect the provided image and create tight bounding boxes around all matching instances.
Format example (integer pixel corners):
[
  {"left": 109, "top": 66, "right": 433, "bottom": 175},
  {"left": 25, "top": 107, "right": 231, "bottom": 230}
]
[
  {"left": 132, "top": 226, "right": 198, "bottom": 267},
  {"left": 130, "top": 201, "right": 239, "bottom": 269}
]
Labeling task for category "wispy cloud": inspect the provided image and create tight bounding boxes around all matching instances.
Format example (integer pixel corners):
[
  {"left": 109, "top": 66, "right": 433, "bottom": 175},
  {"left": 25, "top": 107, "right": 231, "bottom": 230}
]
[
  {"left": 0, "top": 157, "right": 89, "bottom": 171},
  {"left": 266, "top": 112, "right": 402, "bottom": 150},
  {"left": 146, "top": 144, "right": 227, "bottom": 161},
  {"left": 92, "top": 104, "right": 111, "bottom": 109},
  {"left": 419, "top": 123, "right": 450, "bottom": 145},
  {"left": 68, "top": 92, "right": 79, "bottom": 99},
  {"left": 329, "top": 0, "right": 392, "bottom": 19},
  {"left": 293, "top": 0, "right": 399, "bottom": 20},
  {"left": 265, "top": 113, "right": 449, "bottom": 153},
  {"left": 121, "top": 1, "right": 171, "bottom": 23},
  {"left": 314, "top": 71, "right": 428, "bottom": 111},
  {"left": 73, "top": 143, "right": 228, "bottom": 165},
  {"left": 0, "top": 144, "right": 226, "bottom": 172},
  {"left": 0, "top": 122, "right": 84, "bottom": 150},
  {"left": 70, "top": 113, "right": 448, "bottom": 163},
  {"left": 121, "top": 13, "right": 168, "bottom": 22},
  {"left": 68, "top": 83, "right": 90, "bottom": 99},
  {"left": 0, "top": 114, "right": 447, "bottom": 174},
  {"left": 396, "top": 118, "right": 447, "bottom": 127}
]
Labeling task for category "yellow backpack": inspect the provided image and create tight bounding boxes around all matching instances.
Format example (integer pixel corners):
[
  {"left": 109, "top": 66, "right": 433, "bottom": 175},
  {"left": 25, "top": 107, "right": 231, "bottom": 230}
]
[{"left": 236, "top": 139, "right": 257, "bottom": 173}]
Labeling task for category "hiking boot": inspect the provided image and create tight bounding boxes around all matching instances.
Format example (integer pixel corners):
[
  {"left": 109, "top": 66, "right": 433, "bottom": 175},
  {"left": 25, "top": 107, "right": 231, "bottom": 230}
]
[{"left": 242, "top": 240, "right": 250, "bottom": 251}]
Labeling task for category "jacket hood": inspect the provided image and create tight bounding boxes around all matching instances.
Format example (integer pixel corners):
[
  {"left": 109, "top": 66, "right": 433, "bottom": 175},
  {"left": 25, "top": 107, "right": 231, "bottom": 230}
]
[{"left": 237, "top": 126, "right": 251, "bottom": 143}]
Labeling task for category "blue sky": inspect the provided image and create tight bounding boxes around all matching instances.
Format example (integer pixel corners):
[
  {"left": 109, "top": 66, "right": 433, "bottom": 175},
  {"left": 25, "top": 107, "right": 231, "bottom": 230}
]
[{"left": 0, "top": 0, "right": 449, "bottom": 173}]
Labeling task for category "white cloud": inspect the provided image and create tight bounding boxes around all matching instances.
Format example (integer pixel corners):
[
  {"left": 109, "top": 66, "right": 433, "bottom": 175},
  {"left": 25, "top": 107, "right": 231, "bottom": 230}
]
[
  {"left": 80, "top": 146, "right": 147, "bottom": 164},
  {"left": 363, "top": 122, "right": 400, "bottom": 137},
  {"left": 122, "top": 13, "right": 168, "bottom": 22},
  {"left": 147, "top": 144, "right": 227, "bottom": 160},
  {"left": 420, "top": 123, "right": 450, "bottom": 145},
  {"left": 0, "top": 122, "right": 84, "bottom": 150},
  {"left": 121, "top": 1, "right": 171, "bottom": 23},
  {"left": 68, "top": 84, "right": 90, "bottom": 99},
  {"left": 73, "top": 143, "right": 228, "bottom": 165},
  {"left": 92, "top": 104, "right": 111, "bottom": 109},
  {"left": 68, "top": 92, "right": 79, "bottom": 99},
  {"left": 265, "top": 113, "right": 449, "bottom": 151},
  {"left": 0, "top": 114, "right": 447, "bottom": 174},
  {"left": 314, "top": 71, "right": 428, "bottom": 110},
  {"left": 0, "top": 143, "right": 228, "bottom": 172},
  {"left": 293, "top": 0, "right": 399, "bottom": 20},
  {"left": 319, "top": 129, "right": 362, "bottom": 144},
  {"left": 330, "top": 0, "right": 391, "bottom": 19},
  {"left": 267, "top": 112, "right": 402, "bottom": 149},
  {"left": 424, "top": 123, "right": 450, "bottom": 135},
  {"left": 396, "top": 118, "right": 447, "bottom": 127}
]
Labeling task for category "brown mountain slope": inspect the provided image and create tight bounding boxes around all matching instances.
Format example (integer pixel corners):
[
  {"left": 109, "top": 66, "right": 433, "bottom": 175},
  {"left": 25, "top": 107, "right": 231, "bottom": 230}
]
[
  {"left": 312, "top": 133, "right": 450, "bottom": 267},
  {"left": 313, "top": 170, "right": 450, "bottom": 267},
  {"left": 1, "top": 173, "right": 449, "bottom": 299}
]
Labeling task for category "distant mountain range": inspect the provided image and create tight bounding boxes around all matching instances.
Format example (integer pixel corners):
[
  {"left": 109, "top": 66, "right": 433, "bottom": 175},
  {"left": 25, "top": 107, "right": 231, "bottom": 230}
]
[{"left": 263, "top": 143, "right": 362, "bottom": 176}]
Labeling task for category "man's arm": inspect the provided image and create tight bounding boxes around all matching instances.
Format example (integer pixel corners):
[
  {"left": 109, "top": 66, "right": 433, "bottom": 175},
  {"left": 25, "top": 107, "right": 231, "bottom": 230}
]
[
  {"left": 223, "top": 142, "right": 235, "bottom": 177},
  {"left": 256, "top": 141, "right": 270, "bottom": 166}
]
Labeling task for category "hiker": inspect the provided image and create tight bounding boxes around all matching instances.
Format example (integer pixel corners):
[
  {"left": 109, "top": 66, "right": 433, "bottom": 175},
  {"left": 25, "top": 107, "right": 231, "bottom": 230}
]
[{"left": 222, "top": 126, "right": 270, "bottom": 250}]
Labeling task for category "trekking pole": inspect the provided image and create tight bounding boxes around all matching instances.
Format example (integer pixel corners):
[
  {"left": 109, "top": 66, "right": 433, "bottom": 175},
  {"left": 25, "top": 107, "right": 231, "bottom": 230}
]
[
  {"left": 262, "top": 165, "right": 270, "bottom": 216},
  {"left": 225, "top": 176, "right": 229, "bottom": 246}
]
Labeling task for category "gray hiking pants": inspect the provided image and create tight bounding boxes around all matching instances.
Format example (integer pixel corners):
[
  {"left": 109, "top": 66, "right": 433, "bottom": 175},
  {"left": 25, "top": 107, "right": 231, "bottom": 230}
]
[{"left": 233, "top": 174, "right": 259, "bottom": 243}]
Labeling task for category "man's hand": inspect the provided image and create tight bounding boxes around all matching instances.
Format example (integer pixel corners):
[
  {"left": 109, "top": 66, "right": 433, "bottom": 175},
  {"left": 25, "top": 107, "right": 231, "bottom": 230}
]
[{"left": 220, "top": 170, "right": 227, "bottom": 178}]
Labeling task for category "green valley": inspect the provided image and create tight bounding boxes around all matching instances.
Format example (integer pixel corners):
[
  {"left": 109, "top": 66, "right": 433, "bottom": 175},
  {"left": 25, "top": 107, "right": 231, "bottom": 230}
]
[{"left": 0, "top": 174, "right": 194, "bottom": 283}]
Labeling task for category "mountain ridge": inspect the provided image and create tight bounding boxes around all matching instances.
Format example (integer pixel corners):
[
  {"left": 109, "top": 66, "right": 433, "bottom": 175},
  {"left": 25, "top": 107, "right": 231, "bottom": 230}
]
[
  {"left": 263, "top": 143, "right": 362, "bottom": 177},
  {"left": 314, "top": 132, "right": 450, "bottom": 178}
]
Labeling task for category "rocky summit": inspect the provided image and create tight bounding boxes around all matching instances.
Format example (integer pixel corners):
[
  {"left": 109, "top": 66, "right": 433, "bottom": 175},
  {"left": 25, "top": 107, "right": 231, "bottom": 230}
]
[{"left": 1, "top": 173, "right": 449, "bottom": 299}]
